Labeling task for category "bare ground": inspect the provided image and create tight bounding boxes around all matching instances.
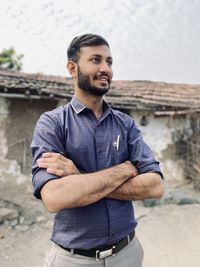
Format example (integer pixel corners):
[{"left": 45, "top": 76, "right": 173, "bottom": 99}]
[{"left": 1, "top": 183, "right": 200, "bottom": 267}]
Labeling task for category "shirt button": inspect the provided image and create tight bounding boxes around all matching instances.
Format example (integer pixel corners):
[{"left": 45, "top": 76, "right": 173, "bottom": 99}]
[{"left": 98, "top": 150, "right": 102, "bottom": 155}]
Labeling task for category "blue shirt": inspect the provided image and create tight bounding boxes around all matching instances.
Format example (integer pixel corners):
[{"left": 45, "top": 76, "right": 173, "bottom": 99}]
[{"left": 31, "top": 96, "right": 162, "bottom": 249}]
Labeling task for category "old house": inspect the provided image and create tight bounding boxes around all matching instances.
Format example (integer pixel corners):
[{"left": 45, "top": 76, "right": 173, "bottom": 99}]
[{"left": 0, "top": 69, "right": 200, "bottom": 201}]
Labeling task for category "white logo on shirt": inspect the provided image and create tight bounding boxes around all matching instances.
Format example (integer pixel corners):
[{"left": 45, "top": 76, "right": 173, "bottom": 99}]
[{"left": 113, "top": 135, "right": 120, "bottom": 151}]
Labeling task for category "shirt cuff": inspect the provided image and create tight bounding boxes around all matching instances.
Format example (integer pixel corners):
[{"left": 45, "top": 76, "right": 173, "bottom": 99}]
[
  {"left": 139, "top": 163, "right": 163, "bottom": 179},
  {"left": 32, "top": 168, "right": 60, "bottom": 199}
]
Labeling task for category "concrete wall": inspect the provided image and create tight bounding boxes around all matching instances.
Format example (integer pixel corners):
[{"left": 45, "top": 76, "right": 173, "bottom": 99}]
[
  {"left": 184, "top": 115, "right": 200, "bottom": 189},
  {"left": 5, "top": 98, "right": 59, "bottom": 174},
  {"left": 0, "top": 98, "right": 8, "bottom": 158},
  {"left": 130, "top": 110, "right": 196, "bottom": 184},
  {"left": 0, "top": 97, "right": 58, "bottom": 214}
]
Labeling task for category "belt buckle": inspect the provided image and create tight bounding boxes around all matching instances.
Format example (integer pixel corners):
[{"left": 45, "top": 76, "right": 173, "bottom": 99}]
[{"left": 96, "top": 246, "right": 116, "bottom": 261}]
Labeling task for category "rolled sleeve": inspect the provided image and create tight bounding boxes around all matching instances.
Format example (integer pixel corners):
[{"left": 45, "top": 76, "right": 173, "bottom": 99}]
[
  {"left": 128, "top": 121, "right": 163, "bottom": 178},
  {"left": 32, "top": 168, "right": 59, "bottom": 199},
  {"left": 31, "top": 111, "right": 66, "bottom": 199}
]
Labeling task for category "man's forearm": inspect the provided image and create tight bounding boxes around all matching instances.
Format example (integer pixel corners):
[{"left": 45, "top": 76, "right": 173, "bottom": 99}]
[
  {"left": 41, "top": 161, "right": 135, "bottom": 212},
  {"left": 107, "top": 173, "right": 164, "bottom": 201}
]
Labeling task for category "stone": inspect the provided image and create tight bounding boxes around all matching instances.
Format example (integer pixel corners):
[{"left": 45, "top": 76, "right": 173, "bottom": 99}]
[
  {"left": 0, "top": 233, "right": 4, "bottom": 239},
  {"left": 0, "top": 208, "right": 18, "bottom": 224},
  {"left": 36, "top": 216, "right": 46, "bottom": 223},
  {"left": 19, "top": 216, "right": 25, "bottom": 224},
  {"left": 9, "top": 218, "right": 19, "bottom": 227},
  {"left": 178, "top": 197, "right": 200, "bottom": 205},
  {"left": 143, "top": 199, "right": 161, "bottom": 207},
  {"left": 15, "top": 225, "right": 29, "bottom": 231}
]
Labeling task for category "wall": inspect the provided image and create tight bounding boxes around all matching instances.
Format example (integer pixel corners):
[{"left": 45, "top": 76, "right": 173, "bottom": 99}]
[
  {"left": 184, "top": 114, "right": 200, "bottom": 189},
  {"left": 0, "top": 97, "right": 58, "bottom": 216},
  {"left": 0, "top": 98, "right": 8, "bottom": 158},
  {"left": 5, "top": 98, "right": 59, "bottom": 174},
  {"left": 130, "top": 110, "right": 195, "bottom": 184}
]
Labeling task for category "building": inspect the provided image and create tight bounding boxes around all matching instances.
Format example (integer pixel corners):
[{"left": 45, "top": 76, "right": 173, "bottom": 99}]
[{"left": 0, "top": 70, "right": 200, "bottom": 199}]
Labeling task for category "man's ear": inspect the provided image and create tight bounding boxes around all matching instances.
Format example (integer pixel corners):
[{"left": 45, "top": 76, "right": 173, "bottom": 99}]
[{"left": 67, "top": 61, "right": 77, "bottom": 78}]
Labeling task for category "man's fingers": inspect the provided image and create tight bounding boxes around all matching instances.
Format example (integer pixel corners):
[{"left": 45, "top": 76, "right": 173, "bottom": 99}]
[
  {"left": 37, "top": 153, "right": 78, "bottom": 176},
  {"left": 37, "top": 157, "right": 67, "bottom": 165},
  {"left": 37, "top": 158, "right": 57, "bottom": 164},
  {"left": 42, "top": 152, "right": 69, "bottom": 162},
  {"left": 37, "top": 161, "right": 68, "bottom": 176},
  {"left": 46, "top": 168, "right": 64, "bottom": 177},
  {"left": 37, "top": 161, "right": 60, "bottom": 170},
  {"left": 124, "top": 160, "right": 138, "bottom": 177},
  {"left": 42, "top": 152, "right": 63, "bottom": 158}
]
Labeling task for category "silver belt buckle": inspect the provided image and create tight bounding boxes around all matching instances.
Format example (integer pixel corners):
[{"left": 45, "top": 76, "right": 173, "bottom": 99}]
[{"left": 96, "top": 246, "right": 116, "bottom": 261}]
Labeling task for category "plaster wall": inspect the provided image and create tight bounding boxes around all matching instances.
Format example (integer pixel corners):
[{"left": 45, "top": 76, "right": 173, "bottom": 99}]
[
  {"left": 0, "top": 97, "right": 58, "bottom": 209},
  {"left": 0, "top": 97, "right": 28, "bottom": 208},
  {"left": 5, "top": 98, "right": 58, "bottom": 174},
  {"left": 130, "top": 110, "right": 194, "bottom": 183},
  {"left": 0, "top": 98, "right": 8, "bottom": 158}
]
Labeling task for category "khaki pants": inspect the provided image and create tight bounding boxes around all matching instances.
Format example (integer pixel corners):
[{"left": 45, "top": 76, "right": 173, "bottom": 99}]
[{"left": 44, "top": 236, "right": 144, "bottom": 267}]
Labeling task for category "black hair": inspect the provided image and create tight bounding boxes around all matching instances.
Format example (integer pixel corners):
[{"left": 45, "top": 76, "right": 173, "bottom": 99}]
[{"left": 67, "top": 33, "right": 110, "bottom": 63}]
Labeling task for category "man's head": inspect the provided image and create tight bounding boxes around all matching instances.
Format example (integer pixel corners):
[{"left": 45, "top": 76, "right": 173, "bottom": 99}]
[
  {"left": 67, "top": 34, "right": 110, "bottom": 63},
  {"left": 67, "top": 33, "right": 113, "bottom": 96}
]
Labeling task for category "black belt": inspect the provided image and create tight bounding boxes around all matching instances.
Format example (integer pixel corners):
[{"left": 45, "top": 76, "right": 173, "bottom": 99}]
[{"left": 58, "top": 229, "right": 135, "bottom": 260}]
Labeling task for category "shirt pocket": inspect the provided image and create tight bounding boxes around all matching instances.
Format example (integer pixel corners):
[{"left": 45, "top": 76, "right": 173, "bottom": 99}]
[{"left": 108, "top": 134, "right": 129, "bottom": 164}]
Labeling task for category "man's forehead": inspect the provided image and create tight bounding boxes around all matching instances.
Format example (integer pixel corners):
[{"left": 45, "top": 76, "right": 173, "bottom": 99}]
[{"left": 79, "top": 45, "right": 112, "bottom": 58}]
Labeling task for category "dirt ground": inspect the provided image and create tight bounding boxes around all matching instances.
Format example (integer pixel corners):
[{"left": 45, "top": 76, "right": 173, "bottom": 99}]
[
  {"left": 136, "top": 203, "right": 200, "bottom": 267},
  {"left": 1, "top": 184, "right": 200, "bottom": 267}
]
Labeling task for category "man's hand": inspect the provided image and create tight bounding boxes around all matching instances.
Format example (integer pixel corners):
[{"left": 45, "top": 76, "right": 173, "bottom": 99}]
[
  {"left": 123, "top": 160, "right": 138, "bottom": 177},
  {"left": 37, "top": 152, "right": 80, "bottom": 177}
]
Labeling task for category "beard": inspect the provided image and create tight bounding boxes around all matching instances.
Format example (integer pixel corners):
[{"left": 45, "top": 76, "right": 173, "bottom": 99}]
[{"left": 77, "top": 65, "right": 111, "bottom": 96}]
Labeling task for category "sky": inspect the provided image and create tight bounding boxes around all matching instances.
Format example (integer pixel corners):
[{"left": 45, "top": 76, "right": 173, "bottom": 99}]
[{"left": 0, "top": 0, "right": 200, "bottom": 84}]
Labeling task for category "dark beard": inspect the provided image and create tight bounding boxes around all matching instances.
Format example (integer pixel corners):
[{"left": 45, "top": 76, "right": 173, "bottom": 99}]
[{"left": 77, "top": 66, "right": 110, "bottom": 96}]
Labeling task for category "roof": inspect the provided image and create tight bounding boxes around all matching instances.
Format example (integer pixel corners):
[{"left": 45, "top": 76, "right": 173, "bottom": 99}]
[
  {"left": 0, "top": 69, "right": 199, "bottom": 114},
  {"left": 0, "top": 69, "right": 73, "bottom": 101}
]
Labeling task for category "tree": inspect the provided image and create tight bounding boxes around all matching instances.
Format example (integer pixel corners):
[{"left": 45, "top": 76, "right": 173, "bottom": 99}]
[{"left": 0, "top": 47, "right": 24, "bottom": 71}]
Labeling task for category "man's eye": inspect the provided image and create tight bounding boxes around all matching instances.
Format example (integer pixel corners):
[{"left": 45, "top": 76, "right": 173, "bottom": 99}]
[
  {"left": 91, "top": 58, "right": 100, "bottom": 64},
  {"left": 107, "top": 60, "right": 112, "bottom": 67}
]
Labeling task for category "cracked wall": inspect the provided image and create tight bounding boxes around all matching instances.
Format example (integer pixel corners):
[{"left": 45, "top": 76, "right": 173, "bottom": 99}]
[
  {"left": 0, "top": 97, "right": 58, "bottom": 210},
  {"left": 130, "top": 110, "right": 197, "bottom": 184},
  {"left": 0, "top": 98, "right": 8, "bottom": 158},
  {"left": 183, "top": 115, "right": 200, "bottom": 189}
]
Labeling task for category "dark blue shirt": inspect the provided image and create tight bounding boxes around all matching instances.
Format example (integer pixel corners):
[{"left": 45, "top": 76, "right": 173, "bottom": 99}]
[{"left": 31, "top": 96, "right": 162, "bottom": 249}]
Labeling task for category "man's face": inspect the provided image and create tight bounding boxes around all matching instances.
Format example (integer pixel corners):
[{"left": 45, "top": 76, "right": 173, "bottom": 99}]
[{"left": 76, "top": 45, "right": 113, "bottom": 96}]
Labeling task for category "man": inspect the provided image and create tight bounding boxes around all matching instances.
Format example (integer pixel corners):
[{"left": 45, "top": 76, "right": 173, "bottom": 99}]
[{"left": 31, "top": 33, "right": 164, "bottom": 267}]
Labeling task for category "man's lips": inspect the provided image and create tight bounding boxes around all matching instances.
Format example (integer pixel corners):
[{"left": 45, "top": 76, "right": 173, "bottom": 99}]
[{"left": 95, "top": 75, "right": 111, "bottom": 84}]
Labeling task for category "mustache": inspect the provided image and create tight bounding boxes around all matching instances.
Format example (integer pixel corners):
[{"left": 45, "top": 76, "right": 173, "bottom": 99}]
[{"left": 94, "top": 73, "right": 111, "bottom": 83}]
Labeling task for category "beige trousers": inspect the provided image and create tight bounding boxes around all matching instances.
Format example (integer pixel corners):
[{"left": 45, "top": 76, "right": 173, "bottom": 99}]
[{"left": 44, "top": 236, "right": 144, "bottom": 267}]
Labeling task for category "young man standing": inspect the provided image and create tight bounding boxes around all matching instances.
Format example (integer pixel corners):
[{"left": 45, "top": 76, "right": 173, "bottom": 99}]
[{"left": 31, "top": 34, "right": 164, "bottom": 267}]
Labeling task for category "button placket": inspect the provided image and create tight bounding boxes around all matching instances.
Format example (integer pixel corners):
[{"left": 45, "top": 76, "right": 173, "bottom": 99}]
[{"left": 95, "top": 125, "right": 106, "bottom": 162}]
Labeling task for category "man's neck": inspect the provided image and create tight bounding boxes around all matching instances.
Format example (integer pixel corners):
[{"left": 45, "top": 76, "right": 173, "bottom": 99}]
[{"left": 74, "top": 90, "right": 104, "bottom": 120}]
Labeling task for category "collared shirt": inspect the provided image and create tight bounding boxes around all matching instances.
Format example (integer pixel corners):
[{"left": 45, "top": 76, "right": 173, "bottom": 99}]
[{"left": 31, "top": 96, "right": 162, "bottom": 250}]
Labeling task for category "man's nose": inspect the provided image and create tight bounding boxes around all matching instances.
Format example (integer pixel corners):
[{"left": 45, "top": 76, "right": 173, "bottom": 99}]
[{"left": 99, "top": 61, "right": 112, "bottom": 73}]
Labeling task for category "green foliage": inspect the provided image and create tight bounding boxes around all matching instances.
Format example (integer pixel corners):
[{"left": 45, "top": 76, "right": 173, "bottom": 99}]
[{"left": 0, "top": 47, "right": 24, "bottom": 71}]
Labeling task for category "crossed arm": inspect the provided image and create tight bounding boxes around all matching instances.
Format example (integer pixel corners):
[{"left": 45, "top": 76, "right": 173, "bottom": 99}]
[{"left": 37, "top": 153, "right": 164, "bottom": 212}]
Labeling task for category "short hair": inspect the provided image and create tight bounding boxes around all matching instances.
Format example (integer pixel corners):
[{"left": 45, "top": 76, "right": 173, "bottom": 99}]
[{"left": 67, "top": 33, "right": 110, "bottom": 63}]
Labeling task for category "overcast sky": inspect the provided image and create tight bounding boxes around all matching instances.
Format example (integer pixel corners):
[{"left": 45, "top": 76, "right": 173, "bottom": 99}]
[{"left": 0, "top": 0, "right": 200, "bottom": 84}]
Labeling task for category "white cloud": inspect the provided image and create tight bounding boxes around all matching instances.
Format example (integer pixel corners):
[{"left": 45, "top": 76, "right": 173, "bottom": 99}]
[{"left": 0, "top": 0, "right": 199, "bottom": 83}]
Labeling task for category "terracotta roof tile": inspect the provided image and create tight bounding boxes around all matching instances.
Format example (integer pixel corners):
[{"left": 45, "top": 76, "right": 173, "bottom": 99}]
[{"left": 0, "top": 70, "right": 199, "bottom": 112}]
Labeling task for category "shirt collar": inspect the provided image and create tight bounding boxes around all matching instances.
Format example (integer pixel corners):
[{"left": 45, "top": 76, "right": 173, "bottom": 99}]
[
  {"left": 70, "top": 96, "right": 87, "bottom": 114},
  {"left": 70, "top": 96, "right": 111, "bottom": 116}
]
